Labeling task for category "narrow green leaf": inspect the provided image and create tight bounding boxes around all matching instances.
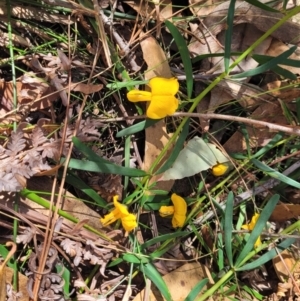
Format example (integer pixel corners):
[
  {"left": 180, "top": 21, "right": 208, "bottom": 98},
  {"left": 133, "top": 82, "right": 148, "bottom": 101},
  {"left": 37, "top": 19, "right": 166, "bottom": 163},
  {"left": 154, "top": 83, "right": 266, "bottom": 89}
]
[
  {"left": 56, "top": 263, "right": 70, "bottom": 295},
  {"left": 142, "top": 263, "right": 172, "bottom": 301},
  {"left": 191, "top": 51, "right": 243, "bottom": 64},
  {"left": 253, "top": 54, "right": 300, "bottom": 68},
  {"left": 231, "top": 46, "right": 297, "bottom": 78},
  {"left": 122, "top": 253, "right": 149, "bottom": 264},
  {"left": 251, "top": 133, "right": 283, "bottom": 159},
  {"left": 224, "top": 0, "right": 236, "bottom": 73},
  {"left": 156, "top": 118, "right": 190, "bottom": 174},
  {"left": 236, "top": 238, "right": 295, "bottom": 271},
  {"left": 71, "top": 137, "right": 147, "bottom": 177},
  {"left": 116, "top": 119, "right": 158, "bottom": 137},
  {"left": 272, "top": 65, "right": 297, "bottom": 80},
  {"left": 141, "top": 232, "right": 190, "bottom": 250},
  {"left": 224, "top": 192, "right": 234, "bottom": 267},
  {"left": 296, "top": 97, "right": 300, "bottom": 123},
  {"left": 244, "top": 0, "right": 280, "bottom": 12},
  {"left": 235, "top": 194, "right": 280, "bottom": 267},
  {"left": 184, "top": 278, "right": 209, "bottom": 301},
  {"left": 106, "top": 80, "right": 148, "bottom": 89},
  {"left": 165, "top": 20, "right": 193, "bottom": 98},
  {"left": 67, "top": 158, "right": 147, "bottom": 177},
  {"left": 251, "top": 158, "right": 300, "bottom": 189},
  {"left": 65, "top": 172, "right": 107, "bottom": 208}
]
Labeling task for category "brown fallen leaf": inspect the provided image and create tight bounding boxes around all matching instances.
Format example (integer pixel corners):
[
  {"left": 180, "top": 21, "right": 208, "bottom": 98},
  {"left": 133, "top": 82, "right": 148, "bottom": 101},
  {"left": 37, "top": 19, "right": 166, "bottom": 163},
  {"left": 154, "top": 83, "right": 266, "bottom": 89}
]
[
  {"left": 0, "top": 242, "right": 17, "bottom": 301},
  {"left": 270, "top": 204, "right": 300, "bottom": 222},
  {"left": 23, "top": 176, "right": 103, "bottom": 232},
  {"left": 71, "top": 82, "right": 103, "bottom": 94},
  {"left": 139, "top": 34, "right": 175, "bottom": 193},
  {"left": 273, "top": 249, "right": 299, "bottom": 282},
  {"left": 133, "top": 262, "right": 233, "bottom": 301}
]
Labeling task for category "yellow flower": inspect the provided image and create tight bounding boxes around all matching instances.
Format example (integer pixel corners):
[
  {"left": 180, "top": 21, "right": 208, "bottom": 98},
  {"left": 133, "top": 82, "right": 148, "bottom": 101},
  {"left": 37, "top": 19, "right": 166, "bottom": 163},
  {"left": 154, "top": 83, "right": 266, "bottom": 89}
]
[
  {"left": 127, "top": 77, "right": 179, "bottom": 119},
  {"left": 212, "top": 163, "right": 229, "bottom": 176},
  {"left": 100, "top": 196, "right": 137, "bottom": 232},
  {"left": 159, "top": 193, "right": 187, "bottom": 228},
  {"left": 241, "top": 213, "right": 261, "bottom": 248}
]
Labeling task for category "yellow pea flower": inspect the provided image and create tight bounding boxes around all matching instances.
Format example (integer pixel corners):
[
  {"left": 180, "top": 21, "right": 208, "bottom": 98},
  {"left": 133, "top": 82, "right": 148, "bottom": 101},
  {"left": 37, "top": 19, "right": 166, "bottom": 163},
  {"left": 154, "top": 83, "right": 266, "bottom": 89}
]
[
  {"left": 159, "top": 193, "right": 187, "bottom": 228},
  {"left": 100, "top": 196, "right": 137, "bottom": 232},
  {"left": 241, "top": 213, "right": 262, "bottom": 248},
  {"left": 212, "top": 162, "right": 229, "bottom": 176},
  {"left": 127, "top": 77, "right": 179, "bottom": 119}
]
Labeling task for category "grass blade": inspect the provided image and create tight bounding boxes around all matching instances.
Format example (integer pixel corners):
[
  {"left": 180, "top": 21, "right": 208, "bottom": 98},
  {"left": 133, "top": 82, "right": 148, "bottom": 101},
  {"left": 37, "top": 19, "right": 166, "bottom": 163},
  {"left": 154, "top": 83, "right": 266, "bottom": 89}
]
[
  {"left": 116, "top": 119, "right": 158, "bottom": 137},
  {"left": 231, "top": 46, "right": 297, "bottom": 78},
  {"left": 244, "top": 0, "right": 280, "bottom": 12},
  {"left": 251, "top": 158, "right": 300, "bottom": 189},
  {"left": 236, "top": 238, "right": 295, "bottom": 271},
  {"left": 156, "top": 118, "right": 190, "bottom": 174},
  {"left": 67, "top": 158, "right": 147, "bottom": 177},
  {"left": 71, "top": 137, "right": 147, "bottom": 177},
  {"left": 235, "top": 194, "right": 280, "bottom": 267},
  {"left": 224, "top": 192, "right": 234, "bottom": 267},
  {"left": 184, "top": 278, "right": 209, "bottom": 301},
  {"left": 142, "top": 263, "right": 172, "bottom": 301},
  {"left": 165, "top": 20, "right": 193, "bottom": 98},
  {"left": 224, "top": 0, "right": 236, "bottom": 73}
]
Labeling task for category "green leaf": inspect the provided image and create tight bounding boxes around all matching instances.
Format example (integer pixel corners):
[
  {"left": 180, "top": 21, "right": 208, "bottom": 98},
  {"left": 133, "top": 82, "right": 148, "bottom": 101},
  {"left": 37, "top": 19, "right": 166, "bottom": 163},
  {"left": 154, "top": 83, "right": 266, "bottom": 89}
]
[
  {"left": 161, "top": 137, "right": 229, "bottom": 180},
  {"left": 165, "top": 20, "right": 193, "bottom": 98},
  {"left": 67, "top": 158, "right": 147, "bottom": 177},
  {"left": 235, "top": 194, "right": 280, "bottom": 267},
  {"left": 56, "top": 263, "right": 70, "bottom": 295},
  {"left": 251, "top": 133, "right": 283, "bottom": 159},
  {"left": 253, "top": 53, "right": 300, "bottom": 68},
  {"left": 142, "top": 263, "right": 172, "bottom": 301},
  {"left": 116, "top": 119, "right": 158, "bottom": 137},
  {"left": 272, "top": 65, "right": 297, "bottom": 80},
  {"left": 106, "top": 80, "right": 148, "bottom": 89},
  {"left": 231, "top": 46, "right": 297, "bottom": 78},
  {"left": 224, "top": 0, "right": 236, "bottom": 73},
  {"left": 224, "top": 192, "right": 234, "bottom": 267},
  {"left": 244, "top": 0, "right": 280, "bottom": 12},
  {"left": 141, "top": 232, "right": 190, "bottom": 250},
  {"left": 65, "top": 172, "right": 107, "bottom": 208},
  {"left": 156, "top": 118, "right": 190, "bottom": 174},
  {"left": 236, "top": 238, "right": 295, "bottom": 271},
  {"left": 122, "top": 253, "right": 149, "bottom": 264},
  {"left": 71, "top": 137, "right": 147, "bottom": 177},
  {"left": 184, "top": 278, "right": 209, "bottom": 301},
  {"left": 251, "top": 158, "right": 300, "bottom": 189}
]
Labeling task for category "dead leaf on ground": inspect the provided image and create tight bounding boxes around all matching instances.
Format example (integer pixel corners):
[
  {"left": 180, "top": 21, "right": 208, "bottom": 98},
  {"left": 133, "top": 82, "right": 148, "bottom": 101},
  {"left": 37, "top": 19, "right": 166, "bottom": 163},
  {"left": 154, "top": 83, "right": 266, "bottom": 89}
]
[
  {"left": 139, "top": 33, "right": 175, "bottom": 193},
  {"left": 23, "top": 176, "right": 103, "bottom": 232},
  {"left": 273, "top": 249, "right": 299, "bottom": 282},
  {"left": 270, "top": 204, "right": 300, "bottom": 222},
  {"left": 5, "top": 268, "right": 29, "bottom": 301},
  {"left": 133, "top": 262, "right": 208, "bottom": 301}
]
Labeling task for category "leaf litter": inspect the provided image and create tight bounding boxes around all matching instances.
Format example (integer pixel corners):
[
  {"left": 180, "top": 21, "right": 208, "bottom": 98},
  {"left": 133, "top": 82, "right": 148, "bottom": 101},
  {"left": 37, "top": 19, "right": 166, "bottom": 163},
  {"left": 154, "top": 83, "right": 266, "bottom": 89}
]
[{"left": 0, "top": 0, "right": 300, "bottom": 301}]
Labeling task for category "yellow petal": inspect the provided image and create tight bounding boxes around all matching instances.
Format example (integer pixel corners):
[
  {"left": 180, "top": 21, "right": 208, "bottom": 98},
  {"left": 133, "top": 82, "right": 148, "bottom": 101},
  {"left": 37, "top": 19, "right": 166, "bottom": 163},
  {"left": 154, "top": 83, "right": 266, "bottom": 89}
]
[
  {"left": 242, "top": 213, "right": 260, "bottom": 231},
  {"left": 241, "top": 213, "right": 262, "bottom": 248},
  {"left": 100, "top": 211, "right": 118, "bottom": 226},
  {"left": 172, "top": 213, "right": 186, "bottom": 228},
  {"left": 171, "top": 193, "right": 187, "bottom": 228},
  {"left": 127, "top": 90, "right": 152, "bottom": 102},
  {"left": 113, "top": 196, "right": 130, "bottom": 218},
  {"left": 212, "top": 163, "right": 229, "bottom": 177},
  {"left": 149, "top": 77, "right": 179, "bottom": 95},
  {"left": 121, "top": 214, "right": 137, "bottom": 232},
  {"left": 147, "top": 95, "right": 179, "bottom": 119},
  {"left": 159, "top": 206, "right": 175, "bottom": 217},
  {"left": 254, "top": 237, "right": 262, "bottom": 248}
]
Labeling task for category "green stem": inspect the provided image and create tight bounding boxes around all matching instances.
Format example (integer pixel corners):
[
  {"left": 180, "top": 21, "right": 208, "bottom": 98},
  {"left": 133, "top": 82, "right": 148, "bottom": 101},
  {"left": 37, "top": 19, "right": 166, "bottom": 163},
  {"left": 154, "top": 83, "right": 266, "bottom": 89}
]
[
  {"left": 197, "top": 269, "right": 234, "bottom": 301},
  {"left": 20, "top": 189, "right": 112, "bottom": 241}
]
